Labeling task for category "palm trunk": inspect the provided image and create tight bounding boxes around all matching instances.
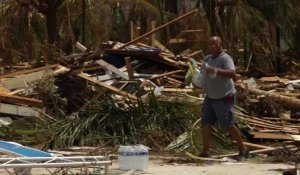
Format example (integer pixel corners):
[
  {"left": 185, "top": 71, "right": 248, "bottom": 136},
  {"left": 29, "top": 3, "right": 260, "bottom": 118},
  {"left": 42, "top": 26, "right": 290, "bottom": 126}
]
[
  {"left": 248, "top": 88, "right": 300, "bottom": 110},
  {"left": 46, "top": 7, "right": 59, "bottom": 45}
]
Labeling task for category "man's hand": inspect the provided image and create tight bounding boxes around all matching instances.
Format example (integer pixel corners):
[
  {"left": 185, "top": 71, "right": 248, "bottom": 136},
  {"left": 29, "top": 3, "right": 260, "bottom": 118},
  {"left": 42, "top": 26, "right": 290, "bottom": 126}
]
[{"left": 206, "top": 66, "right": 218, "bottom": 75}]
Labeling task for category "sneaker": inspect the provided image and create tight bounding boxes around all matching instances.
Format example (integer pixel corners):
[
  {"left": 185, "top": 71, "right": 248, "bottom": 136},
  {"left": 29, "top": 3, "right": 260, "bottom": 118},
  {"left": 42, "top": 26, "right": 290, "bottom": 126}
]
[
  {"left": 235, "top": 149, "right": 249, "bottom": 162},
  {"left": 198, "top": 151, "right": 210, "bottom": 157}
]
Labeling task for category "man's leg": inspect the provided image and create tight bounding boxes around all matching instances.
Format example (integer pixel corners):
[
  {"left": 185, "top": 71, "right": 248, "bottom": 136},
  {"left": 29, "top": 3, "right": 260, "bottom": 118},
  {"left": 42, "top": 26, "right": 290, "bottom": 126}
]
[
  {"left": 201, "top": 124, "right": 212, "bottom": 154},
  {"left": 213, "top": 94, "right": 249, "bottom": 160},
  {"left": 227, "top": 125, "right": 247, "bottom": 151},
  {"left": 200, "top": 97, "right": 216, "bottom": 156},
  {"left": 227, "top": 125, "right": 249, "bottom": 161}
]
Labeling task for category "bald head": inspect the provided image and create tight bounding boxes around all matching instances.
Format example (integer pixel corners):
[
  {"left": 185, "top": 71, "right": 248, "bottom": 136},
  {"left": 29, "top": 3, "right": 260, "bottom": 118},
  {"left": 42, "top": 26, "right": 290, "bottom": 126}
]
[
  {"left": 209, "top": 36, "right": 222, "bottom": 47},
  {"left": 208, "top": 36, "right": 222, "bottom": 57}
]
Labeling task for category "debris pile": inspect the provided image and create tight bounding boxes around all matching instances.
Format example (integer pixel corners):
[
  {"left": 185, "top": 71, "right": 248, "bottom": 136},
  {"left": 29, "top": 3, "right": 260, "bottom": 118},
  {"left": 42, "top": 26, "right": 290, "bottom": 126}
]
[{"left": 0, "top": 40, "right": 299, "bottom": 162}]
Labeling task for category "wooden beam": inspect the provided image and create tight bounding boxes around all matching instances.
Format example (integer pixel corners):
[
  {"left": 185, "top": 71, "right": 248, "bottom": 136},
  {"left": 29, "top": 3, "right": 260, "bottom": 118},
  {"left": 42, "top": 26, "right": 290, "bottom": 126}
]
[
  {"left": 1, "top": 69, "right": 54, "bottom": 90},
  {"left": 104, "top": 49, "right": 160, "bottom": 56},
  {"left": 169, "top": 38, "right": 187, "bottom": 44},
  {"left": 150, "top": 21, "right": 156, "bottom": 47},
  {"left": 212, "top": 147, "right": 281, "bottom": 159},
  {"left": 96, "top": 60, "right": 129, "bottom": 80},
  {"left": 185, "top": 152, "right": 226, "bottom": 162},
  {"left": 232, "top": 141, "right": 273, "bottom": 150},
  {"left": 248, "top": 88, "right": 300, "bottom": 110},
  {"left": 144, "top": 87, "right": 194, "bottom": 93},
  {"left": 0, "top": 64, "right": 58, "bottom": 79},
  {"left": 77, "top": 73, "right": 137, "bottom": 100},
  {"left": 150, "top": 70, "right": 184, "bottom": 80},
  {"left": 153, "top": 39, "right": 173, "bottom": 55},
  {"left": 54, "top": 65, "right": 70, "bottom": 75},
  {"left": 182, "top": 29, "right": 203, "bottom": 33},
  {"left": 125, "top": 57, "right": 134, "bottom": 80},
  {"left": 0, "top": 94, "right": 43, "bottom": 107},
  {"left": 118, "top": 9, "right": 198, "bottom": 49},
  {"left": 251, "top": 132, "right": 292, "bottom": 140},
  {"left": 240, "top": 117, "right": 299, "bottom": 134}
]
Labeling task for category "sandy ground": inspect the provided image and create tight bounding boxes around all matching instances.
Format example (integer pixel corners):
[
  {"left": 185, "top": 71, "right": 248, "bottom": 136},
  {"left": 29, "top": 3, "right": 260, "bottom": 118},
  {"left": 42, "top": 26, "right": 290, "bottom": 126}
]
[
  {"left": 0, "top": 158, "right": 294, "bottom": 175},
  {"left": 108, "top": 159, "right": 294, "bottom": 175}
]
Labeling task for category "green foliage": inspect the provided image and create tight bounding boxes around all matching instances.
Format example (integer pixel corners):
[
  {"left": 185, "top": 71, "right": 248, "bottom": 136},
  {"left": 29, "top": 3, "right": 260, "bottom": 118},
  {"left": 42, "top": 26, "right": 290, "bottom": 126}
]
[
  {"left": 29, "top": 76, "right": 67, "bottom": 117},
  {"left": 49, "top": 93, "right": 199, "bottom": 148}
]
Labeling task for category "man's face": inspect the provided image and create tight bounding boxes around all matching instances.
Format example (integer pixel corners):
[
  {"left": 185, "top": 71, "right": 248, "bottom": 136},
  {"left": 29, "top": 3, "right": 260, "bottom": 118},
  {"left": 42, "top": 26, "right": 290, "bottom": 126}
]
[{"left": 208, "top": 39, "right": 221, "bottom": 56}]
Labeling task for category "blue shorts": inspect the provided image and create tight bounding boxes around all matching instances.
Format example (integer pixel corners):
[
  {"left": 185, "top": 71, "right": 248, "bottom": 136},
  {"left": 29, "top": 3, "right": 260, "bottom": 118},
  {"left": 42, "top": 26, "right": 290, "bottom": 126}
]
[{"left": 201, "top": 94, "right": 235, "bottom": 129}]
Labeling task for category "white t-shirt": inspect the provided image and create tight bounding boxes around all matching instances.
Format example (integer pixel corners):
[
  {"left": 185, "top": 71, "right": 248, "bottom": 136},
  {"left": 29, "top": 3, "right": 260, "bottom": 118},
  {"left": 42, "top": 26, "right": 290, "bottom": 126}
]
[{"left": 202, "top": 52, "right": 236, "bottom": 99}]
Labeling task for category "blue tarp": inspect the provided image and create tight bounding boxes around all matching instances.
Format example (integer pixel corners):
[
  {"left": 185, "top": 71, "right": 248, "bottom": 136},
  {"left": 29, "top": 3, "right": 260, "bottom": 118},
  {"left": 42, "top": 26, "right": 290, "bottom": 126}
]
[{"left": 0, "top": 140, "right": 52, "bottom": 157}]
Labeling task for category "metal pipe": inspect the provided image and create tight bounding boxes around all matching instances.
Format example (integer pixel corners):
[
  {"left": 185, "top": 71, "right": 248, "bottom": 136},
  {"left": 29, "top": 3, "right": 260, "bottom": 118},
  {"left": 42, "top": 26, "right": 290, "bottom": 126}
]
[
  {"left": 0, "top": 156, "right": 107, "bottom": 162},
  {"left": 0, "top": 161, "right": 111, "bottom": 168}
]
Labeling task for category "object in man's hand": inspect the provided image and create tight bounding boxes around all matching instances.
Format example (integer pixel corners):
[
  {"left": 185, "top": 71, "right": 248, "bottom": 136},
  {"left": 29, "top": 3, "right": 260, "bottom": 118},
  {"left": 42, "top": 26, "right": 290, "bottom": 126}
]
[{"left": 192, "top": 68, "right": 204, "bottom": 88}]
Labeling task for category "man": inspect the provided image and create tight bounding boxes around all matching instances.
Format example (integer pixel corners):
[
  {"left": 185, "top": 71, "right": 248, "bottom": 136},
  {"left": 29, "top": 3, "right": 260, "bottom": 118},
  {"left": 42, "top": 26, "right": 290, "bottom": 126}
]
[{"left": 199, "top": 36, "right": 249, "bottom": 161}]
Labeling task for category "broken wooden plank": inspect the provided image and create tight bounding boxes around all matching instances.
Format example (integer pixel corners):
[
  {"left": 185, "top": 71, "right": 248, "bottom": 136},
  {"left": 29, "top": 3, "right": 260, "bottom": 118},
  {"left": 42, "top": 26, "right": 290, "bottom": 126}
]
[
  {"left": 182, "top": 29, "right": 203, "bottom": 33},
  {"left": 96, "top": 60, "right": 129, "bottom": 80},
  {"left": 54, "top": 65, "right": 70, "bottom": 75},
  {"left": 1, "top": 69, "right": 54, "bottom": 90},
  {"left": 149, "top": 70, "right": 184, "bottom": 80},
  {"left": 0, "top": 64, "right": 58, "bottom": 79},
  {"left": 185, "top": 152, "right": 226, "bottom": 162},
  {"left": 169, "top": 38, "right": 188, "bottom": 44},
  {"left": 248, "top": 88, "right": 300, "bottom": 110},
  {"left": 232, "top": 141, "right": 273, "bottom": 150},
  {"left": 159, "top": 55, "right": 188, "bottom": 67},
  {"left": 153, "top": 39, "right": 173, "bottom": 55},
  {"left": 251, "top": 132, "right": 293, "bottom": 140},
  {"left": 77, "top": 73, "right": 137, "bottom": 100},
  {"left": 258, "top": 76, "right": 289, "bottom": 83},
  {"left": 125, "top": 57, "right": 134, "bottom": 80},
  {"left": 212, "top": 146, "right": 283, "bottom": 159},
  {"left": 0, "top": 94, "right": 43, "bottom": 107},
  {"left": 144, "top": 87, "right": 194, "bottom": 93},
  {"left": 0, "top": 102, "right": 41, "bottom": 117},
  {"left": 118, "top": 9, "right": 198, "bottom": 49},
  {"left": 97, "top": 73, "right": 153, "bottom": 81},
  {"left": 241, "top": 119, "right": 299, "bottom": 134},
  {"left": 263, "top": 117, "right": 300, "bottom": 122}
]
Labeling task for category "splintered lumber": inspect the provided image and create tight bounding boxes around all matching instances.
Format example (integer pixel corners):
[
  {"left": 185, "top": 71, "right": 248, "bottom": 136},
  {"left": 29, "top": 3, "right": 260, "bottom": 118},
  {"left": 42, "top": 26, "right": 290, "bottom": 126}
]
[
  {"left": 0, "top": 102, "right": 41, "bottom": 117},
  {"left": 158, "top": 55, "right": 188, "bottom": 68},
  {"left": 290, "top": 135, "right": 300, "bottom": 142},
  {"left": 259, "top": 76, "right": 289, "bottom": 83},
  {"left": 118, "top": 9, "right": 198, "bottom": 49},
  {"left": 125, "top": 57, "right": 134, "bottom": 79},
  {"left": 149, "top": 70, "right": 184, "bottom": 80},
  {"left": 232, "top": 141, "right": 273, "bottom": 150},
  {"left": 251, "top": 132, "right": 292, "bottom": 140},
  {"left": 1, "top": 69, "right": 54, "bottom": 90},
  {"left": 104, "top": 49, "right": 160, "bottom": 56},
  {"left": 248, "top": 88, "right": 300, "bottom": 110},
  {"left": 153, "top": 39, "right": 173, "bottom": 55},
  {"left": 0, "top": 64, "right": 59, "bottom": 79},
  {"left": 169, "top": 38, "right": 188, "bottom": 44},
  {"left": 185, "top": 152, "right": 226, "bottom": 162},
  {"left": 77, "top": 73, "right": 137, "bottom": 100},
  {"left": 54, "top": 65, "right": 70, "bottom": 75},
  {"left": 239, "top": 117, "right": 299, "bottom": 134},
  {"left": 144, "top": 87, "right": 194, "bottom": 93},
  {"left": 0, "top": 94, "right": 43, "bottom": 107},
  {"left": 96, "top": 60, "right": 129, "bottom": 80},
  {"left": 212, "top": 147, "right": 282, "bottom": 159}
]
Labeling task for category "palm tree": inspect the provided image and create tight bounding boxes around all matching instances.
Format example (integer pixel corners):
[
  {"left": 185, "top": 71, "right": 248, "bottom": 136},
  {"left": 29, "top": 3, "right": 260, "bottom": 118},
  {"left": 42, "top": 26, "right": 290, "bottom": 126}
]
[{"left": 29, "top": 0, "right": 64, "bottom": 45}]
